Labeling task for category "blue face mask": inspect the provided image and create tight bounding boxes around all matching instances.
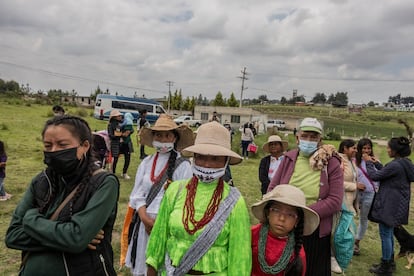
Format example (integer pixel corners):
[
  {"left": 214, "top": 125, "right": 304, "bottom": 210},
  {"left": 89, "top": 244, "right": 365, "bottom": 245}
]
[{"left": 298, "top": 140, "right": 318, "bottom": 156}]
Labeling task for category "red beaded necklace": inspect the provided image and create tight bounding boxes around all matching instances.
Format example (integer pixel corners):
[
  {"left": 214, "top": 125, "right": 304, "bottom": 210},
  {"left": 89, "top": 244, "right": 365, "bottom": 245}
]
[
  {"left": 182, "top": 176, "right": 224, "bottom": 235},
  {"left": 150, "top": 153, "right": 169, "bottom": 184}
]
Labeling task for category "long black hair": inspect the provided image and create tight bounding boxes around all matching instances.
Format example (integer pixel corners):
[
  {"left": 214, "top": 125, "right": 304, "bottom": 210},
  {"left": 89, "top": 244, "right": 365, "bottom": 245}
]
[
  {"left": 263, "top": 202, "right": 305, "bottom": 276},
  {"left": 388, "top": 136, "right": 411, "bottom": 157},
  {"left": 0, "top": 140, "right": 6, "bottom": 157},
  {"left": 355, "top": 138, "right": 374, "bottom": 167},
  {"left": 39, "top": 115, "right": 99, "bottom": 215}
]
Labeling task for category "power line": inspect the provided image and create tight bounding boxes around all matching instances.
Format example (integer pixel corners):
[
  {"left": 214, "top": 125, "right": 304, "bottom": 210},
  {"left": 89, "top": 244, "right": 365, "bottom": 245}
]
[{"left": 0, "top": 60, "right": 167, "bottom": 95}]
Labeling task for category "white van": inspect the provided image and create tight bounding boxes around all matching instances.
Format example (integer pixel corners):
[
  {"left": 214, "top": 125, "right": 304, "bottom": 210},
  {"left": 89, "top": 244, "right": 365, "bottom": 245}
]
[
  {"left": 266, "top": 119, "right": 286, "bottom": 130},
  {"left": 94, "top": 94, "right": 166, "bottom": 124}
]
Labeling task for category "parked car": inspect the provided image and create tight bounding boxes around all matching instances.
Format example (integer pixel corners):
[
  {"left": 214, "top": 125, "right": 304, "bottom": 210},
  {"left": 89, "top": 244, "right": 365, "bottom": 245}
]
[
  {"left": 266, "top": 119, "right": 286, "bottom": 130},
  {"left": 173, "top": 115, "right": 202, "bottom": 127}
]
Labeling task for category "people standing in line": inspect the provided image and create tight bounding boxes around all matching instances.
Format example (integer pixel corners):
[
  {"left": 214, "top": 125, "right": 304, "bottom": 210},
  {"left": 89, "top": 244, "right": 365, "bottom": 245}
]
[
  {"left": 146, "top": 121, "right": 252, "bottom": 276},
  {"left": 259, "top": 135, "right": 288, "bottom": 196},
  {"left": 241, "top": 122, "right": 255, "bottom": 159},
  {"left": 108, "top": 109, "right": 123, "bottom": 174},
  {"left": 0, "top": 140, "right": 12, "bottom": 201},
  {"left": 125, "top": 114, "right": 194, "bottom": 276},
  {"left": 5, "top": 115, "right": 119, "bottom": 275},
  {"left": 267, "top": 117, "right": 344, "bottom": 276},
  {"left": 364, "top": 136, "right": 414, "bottom": 275},
  {"left": 354, "top": 138, "right": 380, "bottom": 256},
  {"left": 137, "top": 109, "right": 150, "bottom": 160},
  {"left": 119, "top": 112, "right": 134, "bottom": 179},
  {"left": 251, "top": 185, "right": 320, "bottom": 276}
]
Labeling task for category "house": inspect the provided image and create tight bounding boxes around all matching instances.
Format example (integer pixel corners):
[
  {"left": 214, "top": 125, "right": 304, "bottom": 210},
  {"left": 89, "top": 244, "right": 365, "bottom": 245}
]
[
  {"left": 61, "top": 95, "right": 95, "bottom": 107},
  {"left": 194, "top": 106, "right": 268, "bottom": 133}
]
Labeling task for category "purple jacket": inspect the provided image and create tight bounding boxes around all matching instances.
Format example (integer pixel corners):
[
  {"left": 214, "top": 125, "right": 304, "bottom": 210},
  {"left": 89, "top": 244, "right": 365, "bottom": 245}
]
[{"left": 267, "top": 149, "right": 344, "bottom": 237}]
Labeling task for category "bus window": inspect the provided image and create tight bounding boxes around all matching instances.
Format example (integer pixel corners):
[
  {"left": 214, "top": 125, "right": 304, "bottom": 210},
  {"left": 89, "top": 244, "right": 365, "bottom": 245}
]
[{"left": 96, "top": 99, "right": 102, "bottom": 107}]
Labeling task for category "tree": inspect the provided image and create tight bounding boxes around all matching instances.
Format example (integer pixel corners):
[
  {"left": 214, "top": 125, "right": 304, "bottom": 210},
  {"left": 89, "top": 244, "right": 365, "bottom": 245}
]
[
  {"left": 212, "top": 91, "right": 226, "bottom": 106},
  {"left": 258, "top": 94, "right": 268, "bottom": 103},
  {"left": 367, "top": 101, "right": 375, "bottom": 107},
  {"left": 311, "top": 92, "right": 327, "bottom": 104},
  {"left": 90, "top": 86, "right": 103, "bottom": 101},
  {"left": 327, "top": 93, "right": 335, "bottom": 104},
  {"left": 332, "top": 92, "right": 348, "bottom": 107},
  {"left": 280, "top": 97, "right": 287, "bottom": 105},
  {"left": 227, "top": 92, "right": 239, "bottom": 107}
]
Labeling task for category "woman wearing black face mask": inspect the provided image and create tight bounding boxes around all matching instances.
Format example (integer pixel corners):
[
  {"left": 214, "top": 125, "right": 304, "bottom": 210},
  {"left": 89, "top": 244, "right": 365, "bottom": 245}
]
[{"left": 6, "top": 115, "right": 119, "bottom": 276}]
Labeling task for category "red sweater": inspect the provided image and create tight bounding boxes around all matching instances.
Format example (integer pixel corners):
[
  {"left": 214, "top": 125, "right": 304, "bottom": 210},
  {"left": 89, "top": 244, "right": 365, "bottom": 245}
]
[{"left": 251, "top": 224, "right": 306, "bottom": 276}]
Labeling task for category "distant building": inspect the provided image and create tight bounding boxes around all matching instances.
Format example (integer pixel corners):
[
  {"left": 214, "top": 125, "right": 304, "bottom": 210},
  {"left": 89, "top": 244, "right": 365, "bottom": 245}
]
[{"left": 61, "top": 95, "right": 95, "bottom": 107}]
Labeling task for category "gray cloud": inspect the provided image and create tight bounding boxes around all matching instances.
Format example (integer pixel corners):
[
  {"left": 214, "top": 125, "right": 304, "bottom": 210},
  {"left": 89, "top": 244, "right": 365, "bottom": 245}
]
[{"left": 1, "top": 0, "right": 414, "bottom": 104}]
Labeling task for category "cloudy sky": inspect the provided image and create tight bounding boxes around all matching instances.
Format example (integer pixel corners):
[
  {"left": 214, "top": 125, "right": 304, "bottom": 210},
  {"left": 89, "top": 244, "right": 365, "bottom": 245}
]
[{"left": 1, "top": 0, "right": 414, "bottom": 104}]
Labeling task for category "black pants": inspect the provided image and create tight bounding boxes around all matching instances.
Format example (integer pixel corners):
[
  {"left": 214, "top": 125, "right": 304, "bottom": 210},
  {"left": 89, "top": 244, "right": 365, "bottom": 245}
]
[
  {"left": 303, "top": 227, "right": 331, "bottom": 276},
  {"left": 119, "top": 143, "right": 131, "bottom": 174},
  {"left": 140, "top": 145, "right": 146, "bottom": 158}
]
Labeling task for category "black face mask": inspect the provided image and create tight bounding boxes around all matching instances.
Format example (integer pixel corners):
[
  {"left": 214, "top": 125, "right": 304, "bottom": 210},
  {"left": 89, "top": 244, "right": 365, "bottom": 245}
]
[{"left": 43, "top": 147, "right": 81, "bottom": 175}]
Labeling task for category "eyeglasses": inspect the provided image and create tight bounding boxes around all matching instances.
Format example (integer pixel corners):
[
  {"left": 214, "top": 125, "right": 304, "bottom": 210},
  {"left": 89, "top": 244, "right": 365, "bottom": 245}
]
[{"left": 269, "top": 207, "right": 298, "bottom": 220}]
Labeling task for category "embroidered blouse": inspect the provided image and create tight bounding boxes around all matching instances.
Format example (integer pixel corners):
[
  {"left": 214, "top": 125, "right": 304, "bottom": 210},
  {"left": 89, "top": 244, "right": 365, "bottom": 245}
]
[{"left": 146, "top": 178, "right": 252, "bottom": 275}]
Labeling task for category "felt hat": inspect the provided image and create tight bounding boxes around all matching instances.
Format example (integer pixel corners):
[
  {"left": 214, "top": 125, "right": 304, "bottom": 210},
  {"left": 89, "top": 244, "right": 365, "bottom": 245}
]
[
  {"left": 251, "top": 185, "right": 320, "bottom": 236},
  {"left": 262, "top": 135, "right": 288, "bottom": 153},
  {"left": 109, "top": 109, "right": 122, "bottom": 119},
  {"left": 139, "top": 114, "right": 194, "bottom": 152},
  {"left": 299, "top": 117, "right": 323, "bottom": 134},
  {"left": 181, "top": 121, "right": 242, "bottom": 165}
]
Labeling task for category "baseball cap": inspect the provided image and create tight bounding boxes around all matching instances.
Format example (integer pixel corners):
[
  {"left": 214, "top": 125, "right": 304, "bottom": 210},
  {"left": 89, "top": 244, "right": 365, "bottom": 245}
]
[{"left": 299, "top": 118, "right": 323, "bottom": 134}]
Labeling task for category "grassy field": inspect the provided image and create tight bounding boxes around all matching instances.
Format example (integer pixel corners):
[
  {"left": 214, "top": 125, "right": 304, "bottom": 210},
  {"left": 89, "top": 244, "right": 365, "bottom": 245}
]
[{"left": 0, "top": 98, "right": 413, "bottom": 275}]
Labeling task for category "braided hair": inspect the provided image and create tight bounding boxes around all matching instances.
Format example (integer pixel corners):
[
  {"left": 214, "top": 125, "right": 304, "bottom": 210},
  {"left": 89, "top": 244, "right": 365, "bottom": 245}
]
[
  {"left": 263, "top": 202, "right": 305, "bottom": 276},
  {"left": 285, "top": 208, "right": 305, "bottom": 276},
  {"left": 39, "top": 115, "right": 99, "bottom": 215},
  {"left": 166, "top": 129, "right": 180, "bottom": 184}
]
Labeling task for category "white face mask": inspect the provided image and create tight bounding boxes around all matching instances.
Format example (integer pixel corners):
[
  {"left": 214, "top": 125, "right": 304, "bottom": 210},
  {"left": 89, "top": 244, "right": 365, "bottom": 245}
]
[
  {"left": 191, "top": 162, "right": 227, "bottom": 183},
  {"left": 152, "top": 141, "right": 175, "bottom": 153}
]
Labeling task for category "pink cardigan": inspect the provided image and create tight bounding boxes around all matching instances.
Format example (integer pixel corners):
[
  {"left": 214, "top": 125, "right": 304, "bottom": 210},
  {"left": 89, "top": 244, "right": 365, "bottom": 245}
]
[{"left": 267, "top": 149, "right": 344, "bottom": 237}]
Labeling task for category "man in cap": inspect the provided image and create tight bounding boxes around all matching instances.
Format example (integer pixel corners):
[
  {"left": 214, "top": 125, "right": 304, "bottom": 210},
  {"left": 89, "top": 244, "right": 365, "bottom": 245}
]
[{"left": 267, "top": 117, "right": 344, "bottom": 276}]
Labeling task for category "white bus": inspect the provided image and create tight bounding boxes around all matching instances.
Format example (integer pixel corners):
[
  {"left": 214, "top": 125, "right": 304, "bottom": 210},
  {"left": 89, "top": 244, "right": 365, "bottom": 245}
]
[{"left": 94, "top": 94, "right": 166, "bottom": 124}]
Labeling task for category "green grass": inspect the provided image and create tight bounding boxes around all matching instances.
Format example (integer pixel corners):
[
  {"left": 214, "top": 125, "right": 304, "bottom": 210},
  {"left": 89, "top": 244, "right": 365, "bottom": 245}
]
[{"left": 0, "top": 99, "right": 413, "bottom": 275}]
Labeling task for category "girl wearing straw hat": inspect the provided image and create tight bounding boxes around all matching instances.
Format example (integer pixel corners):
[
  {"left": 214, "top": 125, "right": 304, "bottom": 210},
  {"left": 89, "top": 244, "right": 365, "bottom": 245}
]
[
  {"left": 125, "top": 114, "right": 194, "bottom": 276},
  {"left": 251, "top": 185, "right": 320, "bottom": 276},
  {"left": 259, "top": 135, "right": 288, "bottom": 195},
  {"left": 146, "top": 121, "right": 252, "bottom": 276}
]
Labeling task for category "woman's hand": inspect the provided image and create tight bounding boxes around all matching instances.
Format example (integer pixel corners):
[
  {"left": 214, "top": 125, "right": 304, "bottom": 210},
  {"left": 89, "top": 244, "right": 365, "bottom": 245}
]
[
  {"left": 357, "top": 182, "right": 365, "bottom": 191},
  {"left": 138, "top": 206, "right": 155, "bottom": 235},
  {"left": 88, "top": 229, "right": 104, "bottom": 250}
]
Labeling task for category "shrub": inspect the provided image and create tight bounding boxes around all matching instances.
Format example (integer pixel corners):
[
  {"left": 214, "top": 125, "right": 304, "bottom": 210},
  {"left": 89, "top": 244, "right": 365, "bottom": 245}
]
[{"left": 324, "top": 131, "right": 341, "bottom": 141}]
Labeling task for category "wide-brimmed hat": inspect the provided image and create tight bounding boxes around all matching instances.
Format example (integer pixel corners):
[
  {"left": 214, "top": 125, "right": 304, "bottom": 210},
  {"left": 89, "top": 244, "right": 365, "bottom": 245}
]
[
  {"left": 140, "top": 114, "right": 194, "bottom": 152},
  {"left": 263, "top": 135, "right": 288, "bottom": 153},
  {"left": 299, "top": 117, "right": 323, "bottom": 134},
  {"left": 109, "top": 109, "right": 122, "bottom": 119},
  {"left": 181, "top": 121, "right": 242, "bottom": 165},
  {"left": 251, "top": 185, "right": 320, "bottom": 236}
]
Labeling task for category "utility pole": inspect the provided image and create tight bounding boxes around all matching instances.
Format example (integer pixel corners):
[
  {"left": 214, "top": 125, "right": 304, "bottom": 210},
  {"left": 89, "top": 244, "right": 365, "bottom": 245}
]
[
  {"left": 238, "top": 67, "right": 248, "bottom": 108},
  {"left": 166, "top": 81, "right": 174, "bottom": 113}
]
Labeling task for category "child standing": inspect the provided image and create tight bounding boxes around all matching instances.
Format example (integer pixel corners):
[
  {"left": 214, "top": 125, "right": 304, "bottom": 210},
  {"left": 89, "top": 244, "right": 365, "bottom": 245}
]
[
  {"left": 251, "top": 185, "right": 320, "bottom": 276},
  {"left": 0, "top": 140, "right": 11, "bottom": 201}
]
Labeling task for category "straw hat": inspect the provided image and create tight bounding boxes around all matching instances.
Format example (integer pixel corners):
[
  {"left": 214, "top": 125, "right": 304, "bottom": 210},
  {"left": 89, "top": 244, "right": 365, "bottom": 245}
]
[
  {"left": 262, "top": 135, "right": 288, "bottom": 153},
  {"left": 181, "top": 121, "right": 242, "bottom": 165},
  {"left": 251, "top": 185, "right": 320, "bottom": 236},
  {"left": 109, "top": 109, "right": 122, "bottom": 119},
  {"left": 140, "top": 114, "right": 194, "bottom": 152}
]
